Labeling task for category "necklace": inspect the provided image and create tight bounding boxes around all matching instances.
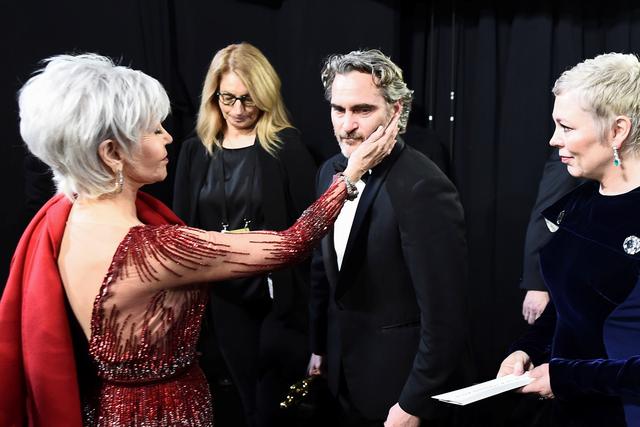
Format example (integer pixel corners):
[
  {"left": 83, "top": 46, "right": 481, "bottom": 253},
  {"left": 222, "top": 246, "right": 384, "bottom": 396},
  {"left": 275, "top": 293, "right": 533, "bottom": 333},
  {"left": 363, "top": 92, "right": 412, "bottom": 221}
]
[{"left": 218, "top": 145, "right": 257, "bottom": 233}]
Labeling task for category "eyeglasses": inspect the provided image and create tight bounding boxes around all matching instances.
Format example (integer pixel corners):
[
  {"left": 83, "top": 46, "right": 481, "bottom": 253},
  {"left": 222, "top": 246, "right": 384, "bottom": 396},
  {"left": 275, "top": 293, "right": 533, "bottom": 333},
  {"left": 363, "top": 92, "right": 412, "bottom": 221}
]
[{"left": 215, "top": 91, "right": 256, "bottom": 107}]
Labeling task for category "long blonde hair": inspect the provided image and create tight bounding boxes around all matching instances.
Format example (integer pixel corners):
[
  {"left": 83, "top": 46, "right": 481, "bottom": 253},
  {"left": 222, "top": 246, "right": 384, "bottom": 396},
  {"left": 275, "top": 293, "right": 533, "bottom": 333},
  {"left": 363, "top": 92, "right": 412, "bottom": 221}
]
[{"left": 196, "top": 42, "right": 293, "bottom": 155}]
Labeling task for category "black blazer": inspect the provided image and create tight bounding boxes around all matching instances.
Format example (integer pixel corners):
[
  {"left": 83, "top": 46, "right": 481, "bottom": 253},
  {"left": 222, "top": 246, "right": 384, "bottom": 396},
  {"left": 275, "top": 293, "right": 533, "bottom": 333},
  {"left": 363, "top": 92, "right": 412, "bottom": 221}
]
[
  {"left": 309, "top": 139, "right": 473, "bottom": 420},
  {"left": 173, "top": 127, "right": 317, "bottom": 325}
]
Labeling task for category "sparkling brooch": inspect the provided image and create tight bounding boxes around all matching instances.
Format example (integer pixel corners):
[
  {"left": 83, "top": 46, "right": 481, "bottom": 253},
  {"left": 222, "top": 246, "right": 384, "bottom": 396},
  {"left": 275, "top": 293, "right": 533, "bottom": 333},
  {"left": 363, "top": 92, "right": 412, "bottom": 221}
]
[
  {"left": 557, "top": 210, "right": 565, "bottom": 224},
  {"left": 623, "top": 235, "right": 640, "bottom": 255}
]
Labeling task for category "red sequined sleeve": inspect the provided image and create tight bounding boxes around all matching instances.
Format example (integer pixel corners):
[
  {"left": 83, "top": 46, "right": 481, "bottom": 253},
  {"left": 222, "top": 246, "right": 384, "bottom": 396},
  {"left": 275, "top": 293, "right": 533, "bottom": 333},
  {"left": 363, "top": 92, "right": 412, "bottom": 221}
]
[{"left": 114, "top": 175, "right": 348, "bottom": 288}]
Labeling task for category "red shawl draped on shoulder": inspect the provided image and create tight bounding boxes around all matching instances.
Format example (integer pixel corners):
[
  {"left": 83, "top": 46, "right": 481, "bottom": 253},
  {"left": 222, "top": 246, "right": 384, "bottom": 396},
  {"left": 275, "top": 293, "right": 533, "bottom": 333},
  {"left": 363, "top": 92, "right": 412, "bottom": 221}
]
[{"left": 0, "top": 192, "right": 183, "bottom": 427}]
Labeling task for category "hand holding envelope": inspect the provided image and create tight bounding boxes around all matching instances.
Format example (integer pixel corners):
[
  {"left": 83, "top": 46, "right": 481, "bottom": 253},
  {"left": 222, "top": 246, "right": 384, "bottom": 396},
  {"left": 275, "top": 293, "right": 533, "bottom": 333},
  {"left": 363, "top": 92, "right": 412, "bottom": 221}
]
[
  {"left": 433, "top": 349, "right": 554, "bottom": 405},
  {"left": 431, "top": 373, "right": 533, "bottom": 406}
]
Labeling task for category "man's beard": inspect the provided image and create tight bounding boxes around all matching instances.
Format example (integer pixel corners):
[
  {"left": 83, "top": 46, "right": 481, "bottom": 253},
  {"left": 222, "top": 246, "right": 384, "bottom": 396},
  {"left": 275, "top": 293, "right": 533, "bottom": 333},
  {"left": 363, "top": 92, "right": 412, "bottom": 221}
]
[
  {"left": 335, "top": 108, "right": 394, "bottom": 158},
  {"left": 337, "top": 134, "right": 364, "bottom": 158}
]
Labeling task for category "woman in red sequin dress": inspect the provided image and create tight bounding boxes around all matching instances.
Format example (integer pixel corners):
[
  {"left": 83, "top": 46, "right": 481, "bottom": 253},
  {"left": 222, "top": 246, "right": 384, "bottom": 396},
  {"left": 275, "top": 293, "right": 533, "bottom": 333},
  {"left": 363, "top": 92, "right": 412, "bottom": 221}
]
[{"left": 0, "top": 54, "right": 399, "bottom": 427}]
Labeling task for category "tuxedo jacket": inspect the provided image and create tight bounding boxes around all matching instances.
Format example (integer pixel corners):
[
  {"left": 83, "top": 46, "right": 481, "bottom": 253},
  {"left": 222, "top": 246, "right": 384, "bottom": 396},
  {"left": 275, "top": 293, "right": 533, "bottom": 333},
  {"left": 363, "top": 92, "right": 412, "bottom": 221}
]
[{"left": 309, "top": 139, "right": 473, "bottom": 421}]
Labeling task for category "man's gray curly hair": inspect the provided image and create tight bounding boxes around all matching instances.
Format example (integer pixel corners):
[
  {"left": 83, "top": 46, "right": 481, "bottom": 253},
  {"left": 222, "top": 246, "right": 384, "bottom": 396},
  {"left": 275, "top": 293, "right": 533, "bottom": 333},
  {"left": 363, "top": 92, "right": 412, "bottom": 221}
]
[{"left": 321, "top": 49, "right": 413, "bottom": 133}]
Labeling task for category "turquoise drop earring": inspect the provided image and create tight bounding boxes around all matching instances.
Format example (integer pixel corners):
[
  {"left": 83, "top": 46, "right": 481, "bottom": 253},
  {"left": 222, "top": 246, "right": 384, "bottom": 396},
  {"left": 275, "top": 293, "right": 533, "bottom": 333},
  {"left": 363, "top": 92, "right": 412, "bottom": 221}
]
[{"left": 613, "top": 146, "right": 621, "bottom": 166}]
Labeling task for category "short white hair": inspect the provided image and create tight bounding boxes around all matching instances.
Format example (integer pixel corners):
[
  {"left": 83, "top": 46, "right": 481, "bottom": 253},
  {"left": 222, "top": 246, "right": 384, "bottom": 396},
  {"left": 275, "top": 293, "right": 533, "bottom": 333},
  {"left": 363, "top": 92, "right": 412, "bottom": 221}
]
[
  {"left": 553, "top": 53, "right": 640, "bottom": 156},
  {"left": 18, "top": 53, "right": 171, "bottom": 199}
]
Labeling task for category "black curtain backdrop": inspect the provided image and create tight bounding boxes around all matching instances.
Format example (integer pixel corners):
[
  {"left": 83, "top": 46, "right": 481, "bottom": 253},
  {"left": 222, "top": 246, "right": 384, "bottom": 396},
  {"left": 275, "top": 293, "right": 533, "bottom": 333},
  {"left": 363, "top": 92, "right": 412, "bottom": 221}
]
[{"left": 3, "top": 1, "right": 640, "bottom": 425}]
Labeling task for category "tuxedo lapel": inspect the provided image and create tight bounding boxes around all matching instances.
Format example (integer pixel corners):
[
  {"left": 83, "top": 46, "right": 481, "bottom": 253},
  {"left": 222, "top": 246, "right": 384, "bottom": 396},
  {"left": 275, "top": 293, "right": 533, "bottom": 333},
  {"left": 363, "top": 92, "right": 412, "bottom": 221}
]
[
  {"left": 316, "top": 166, "right": 340, "bottom": 285},
  {"left": 341, "top": 172, "right": 383, "bottom": 264},
  {"left": 334, "top": 172, "right": 385, "bottom": 297},
  {"left": 336, "top": 139, "right": 406, "bottom": 296},
  {"left": 322, "top": 227, "right": 340, "bottom": 285}
]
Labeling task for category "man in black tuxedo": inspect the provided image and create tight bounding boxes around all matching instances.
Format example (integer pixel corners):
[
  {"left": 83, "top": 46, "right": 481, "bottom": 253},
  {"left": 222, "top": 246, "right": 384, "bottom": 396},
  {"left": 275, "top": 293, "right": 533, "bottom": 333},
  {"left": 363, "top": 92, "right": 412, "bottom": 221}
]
[{"left": 307, "top": 49, "right": 472, "bottom": 426}]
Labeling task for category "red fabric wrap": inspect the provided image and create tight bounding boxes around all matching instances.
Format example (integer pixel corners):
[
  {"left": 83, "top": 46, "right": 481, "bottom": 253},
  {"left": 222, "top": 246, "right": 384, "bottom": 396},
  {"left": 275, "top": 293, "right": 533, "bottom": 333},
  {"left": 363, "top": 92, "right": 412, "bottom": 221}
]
[{"left": 0, "top": 192, "right": 182, "bottom": 427}]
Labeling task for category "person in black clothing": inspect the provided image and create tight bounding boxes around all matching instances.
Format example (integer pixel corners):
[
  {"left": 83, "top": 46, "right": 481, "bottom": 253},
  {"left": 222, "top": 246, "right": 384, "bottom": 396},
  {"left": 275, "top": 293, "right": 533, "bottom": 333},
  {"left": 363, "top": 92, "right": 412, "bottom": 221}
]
[
  {"left": 173, "top": 42, "right": 316, "bottom": 427},
  {"left": 307, "top": 49, "right": 472, "bottom": 427}
]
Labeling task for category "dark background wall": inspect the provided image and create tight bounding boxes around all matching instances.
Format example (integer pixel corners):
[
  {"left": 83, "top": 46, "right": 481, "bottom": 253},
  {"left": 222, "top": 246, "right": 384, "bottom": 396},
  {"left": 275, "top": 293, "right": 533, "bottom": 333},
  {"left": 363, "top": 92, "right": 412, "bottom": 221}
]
[{"left": 3, "top": 1, "right": 640, "bottom": 424}]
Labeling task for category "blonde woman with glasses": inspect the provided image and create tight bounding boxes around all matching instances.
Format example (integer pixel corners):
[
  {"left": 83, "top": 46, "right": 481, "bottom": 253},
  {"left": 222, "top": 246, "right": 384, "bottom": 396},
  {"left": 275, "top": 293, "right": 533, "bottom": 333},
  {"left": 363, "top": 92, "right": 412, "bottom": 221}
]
[{"left": 173, "top": 43, "right": 317, "bottom": 427}]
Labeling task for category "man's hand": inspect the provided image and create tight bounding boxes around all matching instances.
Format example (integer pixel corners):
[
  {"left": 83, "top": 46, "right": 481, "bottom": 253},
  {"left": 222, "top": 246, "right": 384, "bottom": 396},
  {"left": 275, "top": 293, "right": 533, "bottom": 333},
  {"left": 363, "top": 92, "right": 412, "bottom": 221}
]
[
  {"left": 522, "top": 290, "right": 550, "bottom": 325},
  {"left": 307, "top": 353, "right": 324, "bottom": 376},
  {"left": 521, "top": 363, "right": 554, "bottom": 399},
  {"left": 384, "top": 403, "right": 420, "bottom": 427},
  {"left": 497, "top": 350, "right": 532, "bottom": 377}
]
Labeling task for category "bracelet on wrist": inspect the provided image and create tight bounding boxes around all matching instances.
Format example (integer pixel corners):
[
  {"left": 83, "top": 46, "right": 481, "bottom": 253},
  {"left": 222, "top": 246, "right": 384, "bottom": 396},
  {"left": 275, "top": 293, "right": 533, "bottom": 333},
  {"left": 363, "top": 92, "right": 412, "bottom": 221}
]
[{"left": 339, "top": 173, "right": 359, "bottom": 201}]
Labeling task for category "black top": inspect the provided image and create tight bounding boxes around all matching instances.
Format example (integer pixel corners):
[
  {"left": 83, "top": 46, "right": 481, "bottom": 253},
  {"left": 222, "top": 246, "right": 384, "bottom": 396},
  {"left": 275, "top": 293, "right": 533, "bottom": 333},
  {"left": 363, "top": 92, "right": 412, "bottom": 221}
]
[
  {"left": 173, "top": 128, "right": 317, "bottom": 320},
  {"left": 198, "top": 145, "right": 263, "bottom": 232},
  {"left": 197, "top": 144, "right": 268, "bottom": 306}
]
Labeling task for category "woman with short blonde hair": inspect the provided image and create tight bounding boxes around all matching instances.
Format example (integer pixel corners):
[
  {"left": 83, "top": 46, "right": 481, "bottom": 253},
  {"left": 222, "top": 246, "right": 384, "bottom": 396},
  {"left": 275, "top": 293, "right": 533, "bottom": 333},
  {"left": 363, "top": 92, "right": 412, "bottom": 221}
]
[{"left": 499, "top": 53, "right": 640, "bottom": 427}]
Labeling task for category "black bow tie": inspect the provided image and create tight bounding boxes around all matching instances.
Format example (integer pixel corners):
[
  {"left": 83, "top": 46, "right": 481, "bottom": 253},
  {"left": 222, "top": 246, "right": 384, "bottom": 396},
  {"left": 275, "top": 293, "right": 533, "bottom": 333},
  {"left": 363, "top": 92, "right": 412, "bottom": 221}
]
[
  {"left": 333, "top": 162, "right": 370, "bottom": 184},
  {"left": 333, "top": 157, "right": 371, "bottom": 183},
  {"left": 333, "top": 157, "right": 348, "bottom": 173}
]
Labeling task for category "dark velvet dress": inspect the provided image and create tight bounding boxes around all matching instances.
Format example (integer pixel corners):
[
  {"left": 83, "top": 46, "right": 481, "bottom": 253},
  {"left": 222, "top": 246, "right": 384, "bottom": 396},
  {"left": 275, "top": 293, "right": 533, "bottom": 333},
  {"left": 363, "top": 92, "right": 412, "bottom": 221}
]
[{"left": 513, "top": 180, "right": 640, "bottom": 427}]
